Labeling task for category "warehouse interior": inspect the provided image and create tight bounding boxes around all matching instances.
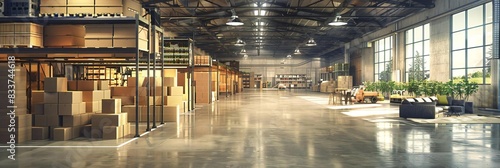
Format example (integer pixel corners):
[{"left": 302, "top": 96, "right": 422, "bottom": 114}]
[{"left": 1, "top": 0, "right": 500, "bottom": 167}]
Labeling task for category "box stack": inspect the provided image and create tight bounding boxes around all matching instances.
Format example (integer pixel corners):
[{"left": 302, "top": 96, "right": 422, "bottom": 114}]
[
  {"left": 320, "top": 81, "right": 330, "bottom": 93},
  {"left": 34, "top": 77, "right": 89, "bottom": 141},
  {"left": 40, "top": 0, "right": 142, "bottom": 17},
  {"left": 194, "top": 56, "right": 211, "bottom": 66},
  {"left": 0, "top": 23, "right": 43, "bottom": 48},
  {"left": 177, "top": 72, "right": 189, "bottom": 112},
  {"left": 85, "top": 24, "right": 148, "bottom": 50},
  {"left": 337, "top": 76, "right": 353, "bottom": 89},
  {"left": 123, "top": 105, "right": 180, "bottom": 122},
  {"left": 44, "top": 25, "right": 85, "bottom": 48},
  {"left": 326, "top": 81, "right": 337, "bottom": 93},
  {"left": 68, "top": 80, "right": 110, "bottom": 113},
  {"left": 0, "top": 65, "right": 32, "bottom": 143},
  {"left": 91, "top": 99, "right": 129, "bottom": 139}
]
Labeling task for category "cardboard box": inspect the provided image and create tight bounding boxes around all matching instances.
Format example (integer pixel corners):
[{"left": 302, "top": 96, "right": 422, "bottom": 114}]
[
  {"left": 53, "top": 127, "right": 73, "bottom": 141},
  {"left": 101, "top": 99, "right": 121, "bottom": 114},
  {"left": 85, "top": 38, "right": 113, "bottom": 48},
  {"left": 32, "top": 103, "right": 45, "bottom": 115},
  {"left": 98, "top": 80, "right": 110, "bottom": 90},
  {"left": 68, "top": 80, "right": 98, "bottom": 91},
  {"left": 62, "top": 115, "right": 81, "bottom": 127},
  {"left": 103, "top": 90, "right": 111, "bottom": 99},
  {"left": 32, "top": 127, "right": 49, "bottom": 140},
  {"left": 112, "top": 96, "right": 134, "bottom": 105},
  {"left": 43, "top": 92, "right": 59, "bottom": 104},
  {"left": 168, "top": 87, "right": 184, "bottom": 96},
  {"left": 71, "top": 126, "right": 83, "bottom": 139},
  {"left": 67, "top": 0, "right": 94, "bottom": 6},
  {"left": 44, "top": 25, "right": 85, "bottom": 37},
  {"left": 80, "top": 102, "right": 86, "bottom": 113},
  {"left": 44, "top": 78, "right": 68, "bottom": 93},
  {"left": 58, "top": 91, "right": 83, "bottom": 104},
  {"left": 40, "top": 0, "right": 67, "bottom": 6},
  {"left": 102, "top": 126, "right": 121, "bottom": 139},
  {"left": 142, "top": 77, "right": 161, "bottom": 87},
  {"left": 95, "top": 0, "right": 122, "bottom": 6},
  {"left": 31, "top": 90, "right": 45, "bottom": 104},
  {"left": 47, "top": 115, "right": 61, "bottom": 127},
  {"left": 59, "top": 103, "right": 81, "bottom": 116},
  {"left": 82, "top": 124, "right": 92, "bottom": 138},
  {"left": 135, "top": 96, "right": 159, "bottom": 106},
  {"left": 0, "top": 114, "right": 32, "bottom": 129},
  {"left": 81, "top": 113, "right": 91, "bottom": 125},
  {"left": 44, "top": 35, "right": 85, "bottom": 47},
  {"left": 163, "top": 77, "right": 176, "bottom": 87},
  {"left": 85, "top": 101, "right": 100, "bottom": 113},
  {"left": 165, "top": 96, "right": 183, "bottom": 106},
  {"left": 111, "top": 86, "right": 147, "bottom": 96},
  {"left": 85, "top": 25, "right": 113, "bottom": 38},
  {"left": 123, "top": 122, "right": 131, "bottom": 137},
  {"left": 126, "top": 77, "right": 143, "bottom": 87},
  {"left": 82, "top": 90, "right": 103, "bottom": 102},
  {"left": 34, "top": 115, "right": 47, "bottom": 127},
  {"left": 91, "top": 113, "right": 127, "bottom": 130},
  {"left": 163, "top": 105, "right": 180, "bottom": 122},
  {"left": 44, "top": 104, "right": 58, "bottom": 116}
]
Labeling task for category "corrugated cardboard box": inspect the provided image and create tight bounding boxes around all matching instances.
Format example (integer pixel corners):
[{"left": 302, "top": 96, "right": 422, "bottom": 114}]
[
  {"left": 126, "top": 77, "right": 143, "bottom": 87},
  {"left": 82, "top": 124, "right": 92, "bottom": 138},
  {"left": 71, "top": 126, "right": 83, "bottom": 139},
  {"left": 58, "top": 103, "right": 81, "bottom": 116},
  {"left": 98, "top": 80, "right": 110, "bottom": 90},
  {"left": 40, "top": 0, "right": 67, "bottom": 6},
  {"left": 91, "top": 113, "right": 127, "bottom": 130},
  {"left": 58, "top": 91, "right": 83, "bottom": 104},
  {"left": 32, "top": 103, "right": 45, "bottom": 115},
  {"left": 53, "top": 127, "right": 73, "bottom": 141},
  {"left": 163, "top": 77, "right": 176, "bottom": 87},
  {"left": 142, "top": 77, "right": 161, "bottom": 87},
  {"left": 102, "top": 126, "right": 121, "bottom": 140},
  {"left": 85, "top": 101, "right": 100, "bottom": 113},
  {"left": 44, "top": 36, "right": 85, "bottom": 47},
  {"left": 165, "top": 96, "right": 183, "bottom": 106},
  {"left": 111, "top": 86, "right": 147, "bottom": 97},
  {"left": 95, "top": 0, "right": 122, "bottom": 6},
  {"left": 112, "top": 96, "right": 134, "bottom": 105},
  {"left": 44, "top": 78, "right": 67, "bottom": 93},
  {"left": 103, "top": 90, "right": 111, "bottom": 99},
  {"left": 44, "top": 104, "right": 58, "bottom": 116},
  {"left": 0, "top": 114, "right": 32, "bottom": 129},
  {"left": 82, "top": 90, "right": 103, "bottom": 102},
  {"left": 32, "top": 127, "right": 49, "bottom": 140},
  {"left": 101, "top": 99, "right": 121, "bottom": 114},
  {"left": 62, "top": 115, "right": 81, "bottom": 127},
  {"left": 85, "top": 25, "right": 113, "bottom": 38},
  {"left": 31, "top": 90, "right": 44, "bottom": 104},
  {"left": 168, "top": 86, "right": 184, "bottom": 96},
  {"left": 67, "top": 0, "right": 95, "bottom": 6},
  {"left": 135, "top": 96, "right": 158, "bottom": 106},
  {"left": 68, "top": 80, "right": 98, "bottom": 91},
  {"left": 47, "top": 115, "right": 61, "bottom": 127},
  {"left": 43, "top": 92, "right": 59, "bottom": 104},
  {"left": 34, "top": 115, "right": 47, "bottom": 127},
  {"left": 81, "top": 113, "right": 91, "bottom": 125}
]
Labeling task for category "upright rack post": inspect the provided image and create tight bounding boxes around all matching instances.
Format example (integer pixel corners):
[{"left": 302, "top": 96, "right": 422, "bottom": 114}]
[
  {"left": 134, "top": 14, "right": 141, "bottom": 138},
  {"left": 161, "top": 34, "right": 165, "bottom": 124},
  {"left": 152, "top": 14, "right": 157, "bottom": 129},
  {"left": 146, "top": 16, "right": 151, "bottom": 132}
]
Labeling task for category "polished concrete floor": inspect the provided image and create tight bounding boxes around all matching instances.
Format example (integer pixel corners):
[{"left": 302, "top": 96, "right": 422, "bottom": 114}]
[{"left": 2, "top": 89, "right": 500, "bottom": 167}]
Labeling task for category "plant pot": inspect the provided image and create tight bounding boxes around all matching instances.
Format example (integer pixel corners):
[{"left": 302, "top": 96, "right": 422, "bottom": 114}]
[{"left": 465, "top": 102, "right": 474, "bottom": 114}]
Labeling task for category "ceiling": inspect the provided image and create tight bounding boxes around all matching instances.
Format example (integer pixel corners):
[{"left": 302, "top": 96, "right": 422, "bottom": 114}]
[{"left": 140, "top": 0, "right": 435, "bottom": 60}]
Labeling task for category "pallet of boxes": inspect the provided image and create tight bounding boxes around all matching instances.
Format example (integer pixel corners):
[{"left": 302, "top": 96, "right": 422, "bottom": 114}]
[
  {"left": 114, "top": 76, "right": 182, "bottom": 123},
  {"left": 0, "top": 65, "right": 32, "bottom": 144}
]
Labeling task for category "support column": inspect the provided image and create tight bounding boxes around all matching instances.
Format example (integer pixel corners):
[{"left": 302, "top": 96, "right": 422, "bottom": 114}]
[{"left": 494, "top": 0, "right": 500, "bottom": 109}]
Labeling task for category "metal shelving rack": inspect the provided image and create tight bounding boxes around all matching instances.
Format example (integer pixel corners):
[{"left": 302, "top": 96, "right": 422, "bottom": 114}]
[{"left": 0, "top": 13, "right": 168, "bottom": 138}]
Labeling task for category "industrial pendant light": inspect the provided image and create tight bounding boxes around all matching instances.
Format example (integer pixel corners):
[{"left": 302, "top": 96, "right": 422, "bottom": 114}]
[
  {"left": 294, "top": 48, "right": 301, "bottom": 54},
  {"left": 226, "top": 15, "right": 244, "bottom": 26},
  {"left": 235, "top": 39, "right": 246, "bottom": 46},
  {"left": 305, "top": 38, "right": 317, "bottom": 47},
  {"left": 328, "top": 15, "right": 348, "bottom": 26},
  {"left": 240, "top": 49, "right": 247, "bottom": 54}
]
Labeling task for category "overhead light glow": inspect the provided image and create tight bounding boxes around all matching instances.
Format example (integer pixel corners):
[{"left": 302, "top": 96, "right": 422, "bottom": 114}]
[
  {"left": 226, "top": 16, "right": 244, "bottom": 26},
  {"left": 294, "top": 48, "right": 301, "bottom": 54},
  {"left": 235, "top": 39, "right": 246, "bottom": 46},
  {"left": 328, "top": 15, "right": 348, "bottom": 26},
  {"left": 305, "top": 38, "right": 317, "bottom": 46}
]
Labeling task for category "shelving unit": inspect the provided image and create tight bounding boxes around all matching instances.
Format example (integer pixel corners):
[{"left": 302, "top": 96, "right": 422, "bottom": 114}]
[
  {"left": 164, "top": 39, "right": 192, "bottom": 66},
  {"left": 242, "top": 72, "right": 254, "bottom": 88},
  {"left": 254, "top": 74, "right": 263, "bottom": 88},
  {"left": 275, "top": 74, "right": 307, "bottom": 88}
]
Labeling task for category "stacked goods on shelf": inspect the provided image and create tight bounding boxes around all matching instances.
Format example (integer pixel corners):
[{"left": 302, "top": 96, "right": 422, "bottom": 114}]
[
  {"left": 164, "top": 39, "right": 191, "bottom": 65},
  {"left": 91, "top": 99, "right": 130, "bottom": 139},
  {"left": 177, "top": 71, "right": 189, "bottom": 112},
  {"left": 68, "top": 80, "right": 111, "bottom": 114},
  {"left": 40, "top": 0, "right": 142, "bottom": 17},
  {"left": 44, "top": 25, "right": 85, "bottom": 48},
  {"left": 326, "top": 81, "right": 337, "bottom": 92},
  {"left": 0, "top": 23, "right": 43, "bottom": 48},
  {"left": 33, "top": 77, "right": 89, "bottom": 141},
  {"left": 194, "top": 56, "right": 211, "bottom": 66},
  {"left": 3, "top": 0, "right": 38, "bottom": 16},
  {"left": 85, "top": 24, "right": 149, "bottom": 50},
  {"left": 337, "top": 76, "right": 353, "bottom": 89},
  {"left": 0, "top": 65, "right": 32, "bottom": 143}
]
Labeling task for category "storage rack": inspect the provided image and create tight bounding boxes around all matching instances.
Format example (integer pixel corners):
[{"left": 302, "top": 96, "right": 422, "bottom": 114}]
[
  {"left": 194, "top": 55, "right": 214, "bottom": 104},
  {"left": 254, "top": 74, "right": 263, "bottom": 88},
  {"left": 275, "top": 74, "right": 307, "bottom": 89},
  {"left": 241, "top": 72, "right": 253, "bottom": 88},
  {"left": 0, "top": 13, "right": 184, "bottom": 139}
]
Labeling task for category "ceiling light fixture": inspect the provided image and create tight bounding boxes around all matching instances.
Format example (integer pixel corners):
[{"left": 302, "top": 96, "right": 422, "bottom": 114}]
[
  {"left": 287, "top": 55, "right": 292, "bottom": 59},
  {"left": 294, "top": 48, "right": 301, "bottom": 54},
  {"left": 240, "top": 49, "right": 247, "bottom": 54},
  {"left": 235, "top": 39, "right": 246, "bottom": 46},
  {"left": 328, "top": 15, "right": 348, "bottom": 26},
  {"left": 305, "top": 38, "right": 317, "bottom": 47},
  {"left": 226, "top": 15, "right": 244, "bottom": 26},
  {"left": 243, "top": 54, "right": 248, "bottom": 58}
]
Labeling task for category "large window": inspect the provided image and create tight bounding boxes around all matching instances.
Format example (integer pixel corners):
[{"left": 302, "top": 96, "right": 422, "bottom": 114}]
[
  {"left": 405, "top": 24, "right": 430, "bottom": 82},
  {"left": 451, "top": 2, "right": 493, "bottom": 84},
  {"left": 374, "top": 36, "right": 393, "bottom": 81}
]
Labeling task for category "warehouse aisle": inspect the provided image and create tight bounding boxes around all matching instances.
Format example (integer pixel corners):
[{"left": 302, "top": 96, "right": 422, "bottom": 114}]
[{"left": 1, "top": 90, "right": 500, "bottom": 167}]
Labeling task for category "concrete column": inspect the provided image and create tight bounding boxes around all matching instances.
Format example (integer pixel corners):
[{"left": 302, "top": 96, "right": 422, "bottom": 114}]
[
  {"left": 494, "top": 0, "right": 500, "bottom": 108},
  {"left": 344, "top": 43, "right": 350, "bottom": 64}
]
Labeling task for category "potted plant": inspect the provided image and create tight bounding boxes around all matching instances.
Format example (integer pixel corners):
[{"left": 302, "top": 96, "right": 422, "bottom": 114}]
[{"left": 462, "top": 80, "right": 479, "bottom": 113}]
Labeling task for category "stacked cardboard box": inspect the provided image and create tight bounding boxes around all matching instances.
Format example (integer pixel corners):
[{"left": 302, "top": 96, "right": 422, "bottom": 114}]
[
  {"left": 44, "top": 25, "right": 85, "bottom": 48},
  {"left": 85, "top": 24, "right": 148, "bottom": 50},
  {"left": 194, "top": 56, "right": 211, "bottom": 66},
  {"left": 337, "top": 76, "right": 353, "bottom": 89},
  {"left": 0, "top": 65, "right": 32, "bottom": 143},
  {"left": 68, "top": 80, "right": 111, "bottom": 113},
  {"left": 0, "top": 23, "right": 43, "bottom": 47},
  {"left": 123, "top": 105, "right": 179, "bottom": 122},
  {"left": 194, "top": 72, "right": 210, "bottom": 103},
  {"left": 40, "top": 0, "right": 142, "bottom": 17},
  {"left": 91, "top": 99, "right": 130, "bottom": 139}
]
